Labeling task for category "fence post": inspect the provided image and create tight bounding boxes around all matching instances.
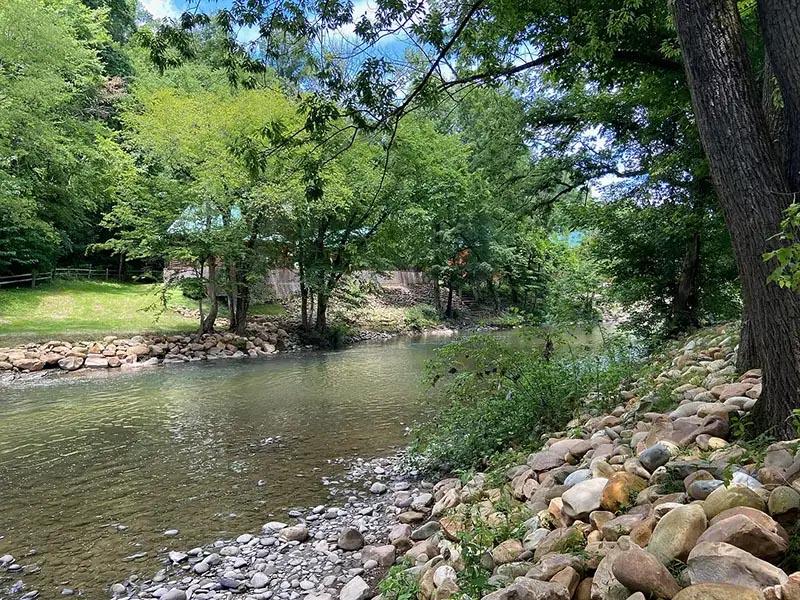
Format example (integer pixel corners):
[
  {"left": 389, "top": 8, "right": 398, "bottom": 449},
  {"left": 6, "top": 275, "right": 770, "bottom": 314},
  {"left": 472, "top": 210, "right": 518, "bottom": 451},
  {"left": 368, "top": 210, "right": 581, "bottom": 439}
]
[
  {"left": 88, "top": 265, "right": 93, "bottom": 280},
  {"left": 31, "top": 271, "right": 37, "bottom": 288},
  {"left": 105, "top": 267, "right": 109, "bottom": 281}
]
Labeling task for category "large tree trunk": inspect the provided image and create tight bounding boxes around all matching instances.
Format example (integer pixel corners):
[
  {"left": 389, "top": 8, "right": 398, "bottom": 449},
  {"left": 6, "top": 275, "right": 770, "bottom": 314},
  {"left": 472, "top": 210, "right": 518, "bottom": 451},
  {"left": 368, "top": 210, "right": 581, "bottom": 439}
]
[
  {"left": 231, "top": 283, "right": 250, "bottom": 335},
  {"left": 759, "top": 0, "right": 800, "bottom": 189},
  {"left": 315, "top": 293, "right": 328, "bottom": 331},
  {"left": 201, "top": 258, "right": 218, "bottom": 334},
  {"left": 300, "top": 282, "right": 310, "bottom": 331},
  {"left": 673, "top": 0, "right": 800, "bottom": 438},
  {"left": 668, "top": 231, "right": 701, "bottom": 336}
]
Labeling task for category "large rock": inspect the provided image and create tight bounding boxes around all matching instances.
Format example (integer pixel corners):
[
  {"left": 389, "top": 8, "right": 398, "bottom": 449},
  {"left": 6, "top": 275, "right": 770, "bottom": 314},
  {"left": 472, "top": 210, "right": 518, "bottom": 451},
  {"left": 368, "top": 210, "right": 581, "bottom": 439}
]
[
  {"left": 561, "top": 478, "right": 608, "bottom": 519},
  {"left": 84, "top": 354, "right": 108, "bottom": 368},
  {"left": 57, "top": 356, "right": 84, "bottom": 371},
  {"left": 362, "top": 544, "right": 395, "bottom": 566},
  {"left": 673, "top": 584, "right": 765, "bottom": 600},
  {"left": 687, "top": 541, "right": 788, "bottom": 589},
  {"left": 528, "top": 451, "right": 566, "bottom": 472},
  {"left": 338, "top": 527, "right": 365, "bottom": 550},
  {"left": 638, "top": 443, "right": 676, "bottom": 473},
  {"left": 482, "top": 577, "right": 570, "bottom": 600},
  {"left": 340, "top": 576, "right": 370, "bottom": 600},
  {"left": 696, "top": 513, "right": 787, "bottom": 559},
  {"left": 280, "top": 524, "right": 309, "bottom": 542},
  {"left": 703, "top": 485, "right": 766, "bottom": 519},
  {"left": 12, "top": 358, "right": 44, "bottom": 371},
  {"left": 611, "top": 546, "right": 681, "bottom": 599},
  {"left": 647, "top": 503, "right": 707, "bottom": 564},
  {"left": 600, "top": 473, "right": 648, "bottom": 513},
  {"left": 590, "top": 550, "right": 629, "bottom": 600},
  {"left": 492, "top": 539, "right": 524, "bottom": 565}
]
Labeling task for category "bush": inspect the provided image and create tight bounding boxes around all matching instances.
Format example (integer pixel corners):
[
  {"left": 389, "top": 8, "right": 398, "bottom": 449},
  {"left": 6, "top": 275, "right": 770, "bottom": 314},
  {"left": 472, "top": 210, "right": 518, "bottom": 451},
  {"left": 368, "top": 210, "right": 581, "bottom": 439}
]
[
  {"left": 404, "top": 304, "right": 439, "bottom": 331},
  {"left": 409, "top": 331, "right": 640, "bottom": 474}
]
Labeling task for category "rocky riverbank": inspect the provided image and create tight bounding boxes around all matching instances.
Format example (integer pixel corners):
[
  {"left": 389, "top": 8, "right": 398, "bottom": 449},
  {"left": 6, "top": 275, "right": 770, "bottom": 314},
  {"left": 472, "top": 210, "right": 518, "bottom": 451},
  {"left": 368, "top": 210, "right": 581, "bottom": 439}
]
[
  {"left": 0, "top": 320, "right": 295, "bottom": 381},
  {"left": 363, "top": 324, "right": 800, "bottom": 600},
  {"left": 89, "top": 454, "right": 433, "bottom": 600},
  {"left": 82, "top": 321, "right": 800, "bottom": 600}
]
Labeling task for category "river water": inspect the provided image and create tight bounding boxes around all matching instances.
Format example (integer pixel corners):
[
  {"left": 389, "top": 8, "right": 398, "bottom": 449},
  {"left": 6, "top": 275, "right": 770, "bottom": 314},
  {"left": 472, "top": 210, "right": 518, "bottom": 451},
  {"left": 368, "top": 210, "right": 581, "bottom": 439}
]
[
  {"left": 0, "top": 328, "right": 602, "bottom": 598},
  {"left": 0, "top": 334, "right": 454, "bottom": 597}
]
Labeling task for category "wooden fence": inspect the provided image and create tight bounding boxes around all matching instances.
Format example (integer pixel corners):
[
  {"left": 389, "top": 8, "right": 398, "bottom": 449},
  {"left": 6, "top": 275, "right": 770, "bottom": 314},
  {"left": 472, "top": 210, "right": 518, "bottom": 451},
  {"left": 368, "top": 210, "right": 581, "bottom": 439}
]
[{"left": 0, "top": 266, "right": 153, "bottom": 288}]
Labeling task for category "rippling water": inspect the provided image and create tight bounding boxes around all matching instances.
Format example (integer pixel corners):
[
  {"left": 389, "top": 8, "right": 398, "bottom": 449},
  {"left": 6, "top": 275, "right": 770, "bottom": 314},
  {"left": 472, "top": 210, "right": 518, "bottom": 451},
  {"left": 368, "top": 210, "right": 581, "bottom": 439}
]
[
  {"left": 0, "top": 326, "right": 604, "bottom": 598},
  {"left": 0, "top": 335, "right": 451, "bottom": 598}
]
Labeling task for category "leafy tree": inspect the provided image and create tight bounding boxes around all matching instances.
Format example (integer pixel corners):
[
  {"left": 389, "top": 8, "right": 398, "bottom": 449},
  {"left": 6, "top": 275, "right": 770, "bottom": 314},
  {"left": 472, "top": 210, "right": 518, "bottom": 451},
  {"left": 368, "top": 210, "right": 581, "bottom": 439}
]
[{"left": 0, "top": 0, "right": 126, "bottom": 274}]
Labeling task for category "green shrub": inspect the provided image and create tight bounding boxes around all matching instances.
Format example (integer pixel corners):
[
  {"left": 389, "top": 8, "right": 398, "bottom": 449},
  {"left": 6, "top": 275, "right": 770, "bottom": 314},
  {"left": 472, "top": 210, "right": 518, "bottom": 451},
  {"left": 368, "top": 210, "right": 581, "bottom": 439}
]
[
  {"left": 378, "top": 563, "right": 419, "bottom": 600},
  {"left": 409, "top": 332, "right": 640, "bottom": 473},
  {"left": 404, "top": 304, "right": 440, "bottom": 331}
]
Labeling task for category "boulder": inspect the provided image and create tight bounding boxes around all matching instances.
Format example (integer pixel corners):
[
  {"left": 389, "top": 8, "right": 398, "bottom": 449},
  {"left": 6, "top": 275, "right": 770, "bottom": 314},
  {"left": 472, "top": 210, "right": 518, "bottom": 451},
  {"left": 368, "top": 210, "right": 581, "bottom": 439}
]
[
  {"left": 673, "top": 584, "right": 765, "bottom": 600},
  {"left": 600, "top": 473, "right": 648, "bottom": 512},
  {"left": 57, "top": 356, "right": 84, "bottom": 371},
  {"left": 492, "top": 539, "right": 524, "bottom": 565},
  {"left": 340, "top": 576, "right": 370, "bottom": 600},
  {"left": 590, "top": 550, "right": 629, "bottom": 600},
  {"left": 362, "top": 544, "right": 395, "bottom": 567},
  {"left": 769, "top": 486, "right": 800, "bottom": 521},
  {"left": 703, "top": 485, "right": 766, "bottom": 519},
  {"left": 687, "top": 541, "right": 788, "bottom": 589},
  {"left": 647, "top": 503, "right": 707, "bottom": 564},
  {"left": 84, "top": 354, "right": 108, "bottom": 368},
  {"left": 279, "top": 524, "right": 309, "bottom": 542},
  {"left": 611, "top": 546, "right": 682, "bottom": 599},
  {"left": 638, "top": 443, "right": 676, "bottom": 473},
  {"left": 696, "top": 513, "right": 787, "bottom": 559},
  {"left": 482, "top": 577, "right": 570, "bottom": 600},
  {"left": 562, "top": 478, "right": 608, "bottom": 519},
  {"left": 338, "top": 527, "right": 365, "bottom": 551}
]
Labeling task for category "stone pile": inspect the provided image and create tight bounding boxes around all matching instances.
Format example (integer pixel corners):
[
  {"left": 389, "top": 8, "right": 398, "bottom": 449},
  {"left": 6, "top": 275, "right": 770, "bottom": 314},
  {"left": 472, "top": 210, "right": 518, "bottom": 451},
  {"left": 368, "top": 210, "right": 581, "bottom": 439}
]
[
  {"left": 100, "top": 455, "right": 432, "bottom": 600},
  {"left": 0, "top": 323, "right": 292, "bottom": 376},
  {"left": 367, "top": 325, "right": 800, "bottom": 600}
]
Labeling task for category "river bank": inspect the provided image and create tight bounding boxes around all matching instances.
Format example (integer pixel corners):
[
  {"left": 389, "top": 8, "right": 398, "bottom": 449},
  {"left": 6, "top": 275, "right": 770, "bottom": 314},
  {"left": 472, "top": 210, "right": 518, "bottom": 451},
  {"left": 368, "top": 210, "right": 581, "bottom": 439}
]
[
  {"left": 0, "top": 286, "right": 516, "bottom": 384},
  {"left": 82, "top": 323, "right": 800, "bottom": 600}
]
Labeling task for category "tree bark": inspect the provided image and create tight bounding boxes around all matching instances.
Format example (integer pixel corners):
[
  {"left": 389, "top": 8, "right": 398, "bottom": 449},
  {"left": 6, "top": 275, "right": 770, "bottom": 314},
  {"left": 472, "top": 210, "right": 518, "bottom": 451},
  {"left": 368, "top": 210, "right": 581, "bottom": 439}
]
[
  {"left": 673, "top": 0, "right": 800, "bottom": 438},
  {"left": 758, "top": 0, "right": 800, "bottom": 188},
  {"left": 668, "top": 231, "right": 701, "bottom": 336},
  {"left": 315, "top": 293, "right": 328, "bottom": 331},
  {"left": 445, "top": 278, "right": 454, "bottom": 318},
  {"left": 201, "top": 257, "right": 218, "bottom": 334}
]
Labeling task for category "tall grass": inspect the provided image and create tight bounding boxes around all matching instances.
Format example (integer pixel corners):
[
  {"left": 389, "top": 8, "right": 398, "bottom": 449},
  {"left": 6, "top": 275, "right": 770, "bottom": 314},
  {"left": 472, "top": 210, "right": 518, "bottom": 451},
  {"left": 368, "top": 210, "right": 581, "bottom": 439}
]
[{"left": 408, "top": 330, "right": 641, "bottom": 474}]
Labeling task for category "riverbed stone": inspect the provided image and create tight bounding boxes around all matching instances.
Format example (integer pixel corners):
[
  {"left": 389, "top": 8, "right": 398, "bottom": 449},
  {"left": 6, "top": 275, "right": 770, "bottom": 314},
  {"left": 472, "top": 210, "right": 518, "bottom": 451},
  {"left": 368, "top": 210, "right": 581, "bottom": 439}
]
[
  {"left": 338, "top": 527, "right": 365, "bottom": 550},
  {"left": 647, "top": 503, "right": 707, "bottom": 564},
  {"left": 280, "top": 524, "right": 309, "bottom": 542},
  {"left": 483, "top": 577, "right": 571, "bottom": 600},
  {"left": 340, "top": 576, "right": 370, "bottom": 600},
  {"left": 561, "top": 478, "right": 608, "bottom": 519},
  {"left": 703, "top": 485, "right": 766, "bottom": 519},
  {"left": 687, "top": 541, "right": 789, "bottom": 588},
  {"left": 160, "top": 589, "right": 187, "bottom": 600},
  {"left": 696, "top": 513, "right": 787, "bottom": 559},
  {"left": 57, "top": 356, "right": 84, "bottom": 371},
  {"left": 674, "top": 584, "right": 765, "bottom": 600},
  {"left": 611, "top": 546, "right": 681, "bottom": 599}
]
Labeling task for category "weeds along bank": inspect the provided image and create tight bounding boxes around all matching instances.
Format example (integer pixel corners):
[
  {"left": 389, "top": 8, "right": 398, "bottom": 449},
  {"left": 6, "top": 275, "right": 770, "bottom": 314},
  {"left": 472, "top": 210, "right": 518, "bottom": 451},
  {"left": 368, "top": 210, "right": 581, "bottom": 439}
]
[{"left": 374, "top": 323, "right": 800, "bottom": 600}]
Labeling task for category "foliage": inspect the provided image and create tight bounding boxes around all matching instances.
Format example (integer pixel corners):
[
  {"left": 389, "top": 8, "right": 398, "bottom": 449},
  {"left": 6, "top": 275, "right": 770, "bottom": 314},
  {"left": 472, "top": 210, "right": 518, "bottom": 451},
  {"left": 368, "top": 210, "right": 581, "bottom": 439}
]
[
  {"left": 378, "top": 563, "right": 419, "bottom": 600},
  {"left": 0, "top": 0, "right": 127, "bottom": 273},
  {"left": 766, "top": 202, "right": 800, "bottom": 292},
  {"left": 456, "top": 499, "right": 528, "bottom": 598},
  {"left": 404, "top": 305, "right": 439, "bottom": 332},
  {"left": 409, "top": 331, "right": 641, "bottom": 473}
]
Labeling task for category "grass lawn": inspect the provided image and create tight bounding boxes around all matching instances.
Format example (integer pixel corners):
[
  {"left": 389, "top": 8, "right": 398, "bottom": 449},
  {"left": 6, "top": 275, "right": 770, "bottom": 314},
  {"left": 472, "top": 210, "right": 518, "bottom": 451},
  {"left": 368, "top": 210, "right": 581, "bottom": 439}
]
[{"left": 0, "top": 279, "right": 200, "bottom": 344}]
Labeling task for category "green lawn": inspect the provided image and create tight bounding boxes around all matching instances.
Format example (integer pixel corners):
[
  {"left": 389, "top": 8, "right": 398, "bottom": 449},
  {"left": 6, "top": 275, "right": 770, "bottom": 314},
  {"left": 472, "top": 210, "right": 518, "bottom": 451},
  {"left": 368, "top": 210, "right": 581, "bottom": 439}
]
[{"left": 0, "top": 279, "right": 200, "bottom": 344}]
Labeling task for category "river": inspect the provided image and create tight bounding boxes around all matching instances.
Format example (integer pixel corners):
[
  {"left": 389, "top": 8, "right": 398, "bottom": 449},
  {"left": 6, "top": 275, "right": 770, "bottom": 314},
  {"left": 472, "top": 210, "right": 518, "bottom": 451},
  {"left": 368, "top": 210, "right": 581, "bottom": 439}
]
[{"left": 0, "top": 328, "right": 602, "bottom": 597}]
